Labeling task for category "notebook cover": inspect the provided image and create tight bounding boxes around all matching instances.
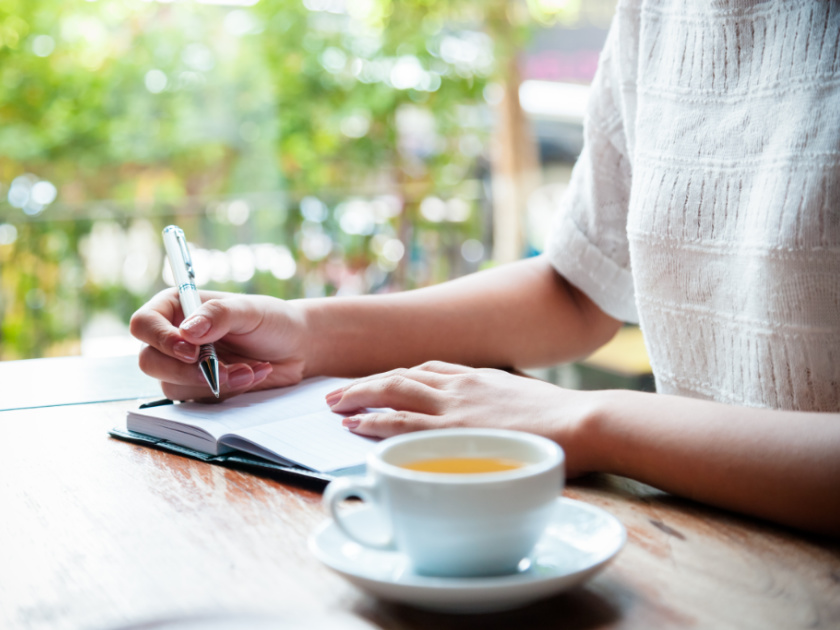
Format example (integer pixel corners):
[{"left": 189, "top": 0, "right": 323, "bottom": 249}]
[{"left": 109, "top": 427, "right": 334, "bottom": 488}]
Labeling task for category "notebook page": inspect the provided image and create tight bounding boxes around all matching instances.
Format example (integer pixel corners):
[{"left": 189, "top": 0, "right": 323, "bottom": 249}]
[
  {"left": 129, "top": 376, "right": 351, "bottom": 442},
  {"left": 223, "top": 409, "right": 375, "bottom": 473}
]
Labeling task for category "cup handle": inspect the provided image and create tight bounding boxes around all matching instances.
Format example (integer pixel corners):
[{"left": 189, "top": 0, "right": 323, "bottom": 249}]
[{"left": 323, "top": 476, "right": 394, "bottom": 550}]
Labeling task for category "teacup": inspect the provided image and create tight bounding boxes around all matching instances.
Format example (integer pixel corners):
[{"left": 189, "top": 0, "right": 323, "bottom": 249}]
[{"left": 323, "top": 428, "right": 564, "bottom": 577}]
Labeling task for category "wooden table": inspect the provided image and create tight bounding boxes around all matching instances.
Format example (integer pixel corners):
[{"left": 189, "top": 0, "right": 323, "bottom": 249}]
[
  {"left": 1, "top": 358, "right": 839, "bottom": 630},
  {"left": 0, "top": 355, "right": 159, "bottom": 411}
]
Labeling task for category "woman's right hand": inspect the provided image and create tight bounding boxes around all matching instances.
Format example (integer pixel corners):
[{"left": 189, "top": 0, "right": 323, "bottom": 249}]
[{"left": 129, "top": 289, "right": 311, "bottom": 401}]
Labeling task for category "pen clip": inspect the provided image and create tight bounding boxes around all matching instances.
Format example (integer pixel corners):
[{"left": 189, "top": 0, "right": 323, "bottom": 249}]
[{"left": 173, "top": 228, "right": 195, "bottom": 281}]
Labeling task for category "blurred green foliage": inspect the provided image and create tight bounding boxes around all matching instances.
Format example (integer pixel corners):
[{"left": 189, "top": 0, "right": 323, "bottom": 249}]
[{"left": 0, "top": 0, "right": 529, "bottom": 360}]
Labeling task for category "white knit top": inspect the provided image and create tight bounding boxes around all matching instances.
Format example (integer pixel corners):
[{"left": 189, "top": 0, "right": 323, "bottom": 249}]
[{"left": 546, "top": 0, "right": 840, "bottom": 412}]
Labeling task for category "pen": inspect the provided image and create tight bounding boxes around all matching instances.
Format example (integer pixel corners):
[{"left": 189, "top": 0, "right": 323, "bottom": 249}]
[{"left": 162, "top": 225, "right": 220, "bottom": 398}]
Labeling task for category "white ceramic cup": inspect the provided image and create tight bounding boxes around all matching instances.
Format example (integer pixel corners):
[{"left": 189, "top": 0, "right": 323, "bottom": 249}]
[{"left": 323, "top": 428, "right": 564, "bottom": 577}]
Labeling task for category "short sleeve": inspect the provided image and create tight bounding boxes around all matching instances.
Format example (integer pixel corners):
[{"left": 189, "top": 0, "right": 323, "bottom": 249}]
[{"left": 544, "top": 15, "right": 638, "bottom": 324}]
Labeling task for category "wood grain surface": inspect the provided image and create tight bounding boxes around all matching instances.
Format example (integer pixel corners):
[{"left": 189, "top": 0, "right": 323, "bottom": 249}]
[{"left": 1, "top": 400, "right": 838, "bottom": 630}]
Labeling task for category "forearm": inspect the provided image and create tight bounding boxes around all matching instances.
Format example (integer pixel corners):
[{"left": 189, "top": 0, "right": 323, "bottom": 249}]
[
  {"left": 587, "top": 391, "right": 840, "bottom": 535},
  {"left": 300, "top": 256, "right": 621, "bottom": 377}
]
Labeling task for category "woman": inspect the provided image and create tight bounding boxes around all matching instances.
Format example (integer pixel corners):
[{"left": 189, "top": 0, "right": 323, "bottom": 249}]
[{"left": 131, "top": 0, "right": 840, "bottom": 535}]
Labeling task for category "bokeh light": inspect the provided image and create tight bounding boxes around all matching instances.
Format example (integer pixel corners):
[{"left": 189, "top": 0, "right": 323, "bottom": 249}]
[
  {"left": 300, "top": 230, "right": 333, "bottom": 261},
  {"left": 227, "top": 200, "right": 251, "bottom": 225},
  {"left": 420, "top": 196, "right": 446, "bottom": 222},
  {"left": 300, "top": 196, "right": 329, "bottom": 222},
  {"left": 144, "top": 69, "right": 168, "bottom": 93},
  {"left": 0, "top": 224, "right": 18, "bottom": 246},
  {"left": 223, "top": 9, "right": 263, "bottom": 36},
  {"left": 461, "top": 238, "right": 484, "bottom": 263},
  {"left": 31, "top": 35, "right": 55, "bottom": 57},
  {"left": 380, "top": 239, "right": 405, "bottom": 263},
  {"left": 340, "top": 111, "right": 371, "bottom": 138},
  {"left": 337, "top": 199, "right": 376, "bottom": 235},
  {"left": 8, "top": 175, "right": 58, "bottom": 216}
]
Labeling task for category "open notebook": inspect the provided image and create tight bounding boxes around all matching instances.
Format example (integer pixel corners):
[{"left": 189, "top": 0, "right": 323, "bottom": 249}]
[{"left": 121, "top": 376, "right": 376, "bottom": 478}]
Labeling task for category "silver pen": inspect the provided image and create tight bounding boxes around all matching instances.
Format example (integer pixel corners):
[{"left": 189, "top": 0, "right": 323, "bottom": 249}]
[{"left": 162, "top": 225, "right": 220, "bottom": 397}]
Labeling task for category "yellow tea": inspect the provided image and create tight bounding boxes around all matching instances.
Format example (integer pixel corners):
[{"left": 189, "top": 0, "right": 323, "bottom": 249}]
[{"left": 400, "top": 456, "right": 524, "bottom": 474}]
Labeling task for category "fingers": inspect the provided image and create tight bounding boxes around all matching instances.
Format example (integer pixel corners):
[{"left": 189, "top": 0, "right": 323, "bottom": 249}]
[
  {"left": 130, "top": 289, "right": 270, "bottom": 361},
  {"left": 139, "top": 343, "right": 273, "bottom": 401},
  {"left": 325, "top": 361, "right": 473, "bottom": 398},
  {"left": 326, "top": 361, "right": 477, "bottom": 414},
  {"left": 342, "top": 410, "right": 443, "bottom": 439},
  {"left": 130, "top": 289, "right": 195, "bottom": 361},
  {"left": 413, "top": 360, "right": 475, "bottom": 375},
  {"left": 329, "top": 373, "right": 445, "bottom": 415},
  {"left": 160, "top": 362, "right": 273, "bottom": 402},
  {"left": 328, "top": 361, "right": 489, "bottom": 439},
  {"left": 327, "top": 366, "right": 448, "bottom": 397}
]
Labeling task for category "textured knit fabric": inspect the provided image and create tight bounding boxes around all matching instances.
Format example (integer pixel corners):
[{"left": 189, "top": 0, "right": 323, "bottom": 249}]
[{"left": 546, "top": 0, "right": 840, "bottom": 412}]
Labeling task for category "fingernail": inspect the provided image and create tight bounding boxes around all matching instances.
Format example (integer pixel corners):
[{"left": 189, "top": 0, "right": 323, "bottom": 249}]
[
  {"left": 325, "top": 390, "right": 343, "bottom": 406},
  {"left": 173, "top": 341, "right": 197, "bottom": 362},
  {"left": 253, "top": 362, "right": 273, "bottom": 382},
  {"left": 182, "top": 315, "right": 210, "bottom": 338},
  {"left": 342, "top": 417, "right": 360, "bottom": 429},
  {"left": 227, "top": 366, "right": 253, "bottom": 390}
]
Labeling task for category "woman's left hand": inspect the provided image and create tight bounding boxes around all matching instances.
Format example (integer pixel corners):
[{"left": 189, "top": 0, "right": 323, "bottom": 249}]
[{"left": 325, "top": 360, "right": 599, "bottom": 476}]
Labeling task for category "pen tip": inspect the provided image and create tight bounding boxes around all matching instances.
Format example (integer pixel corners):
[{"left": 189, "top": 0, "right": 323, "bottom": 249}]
[{"left": 199, "top": 355, "right": 221, "bottom": 399}]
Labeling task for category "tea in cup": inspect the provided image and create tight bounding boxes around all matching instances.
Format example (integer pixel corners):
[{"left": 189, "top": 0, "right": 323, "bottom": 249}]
[{"left": 323, "top": 428, "right": 564, "bottom": 577}]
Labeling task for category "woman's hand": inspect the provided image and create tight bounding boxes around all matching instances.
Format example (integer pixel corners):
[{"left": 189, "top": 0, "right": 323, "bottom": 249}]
[
  {"left": 325, "top": 360, "right": 600, "bottom": 476},
  {"left": 130, "top": 289, "right": 310, "bottom": 401}
]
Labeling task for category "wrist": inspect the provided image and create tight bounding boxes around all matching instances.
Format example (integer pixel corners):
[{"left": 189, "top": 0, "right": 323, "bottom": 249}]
[
  {"left": 296, "top": 297, "right": 331, "bottom": 378},
  {"left": 576, "top": 388, "right": 641, "bottom": 476}
]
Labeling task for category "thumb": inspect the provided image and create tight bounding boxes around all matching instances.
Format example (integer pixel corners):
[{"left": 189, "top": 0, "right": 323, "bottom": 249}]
[{"left": 179, "top": 295, "right": 267, "bottom": 345}]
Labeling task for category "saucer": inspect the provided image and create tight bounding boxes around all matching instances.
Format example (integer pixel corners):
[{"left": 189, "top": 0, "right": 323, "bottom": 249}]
[{"left": 308, "top": 497, "right": 626, "bottom": 613}]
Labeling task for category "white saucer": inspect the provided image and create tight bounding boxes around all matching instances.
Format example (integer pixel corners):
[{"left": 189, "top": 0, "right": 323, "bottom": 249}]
[{"left": 308, "top": 497, "right": 625, "bottom": 613}]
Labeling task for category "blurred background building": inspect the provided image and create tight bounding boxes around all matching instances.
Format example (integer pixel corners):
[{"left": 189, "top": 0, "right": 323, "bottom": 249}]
[{"left": 0, "top": 0, "right": 647, "bottom": 386}]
